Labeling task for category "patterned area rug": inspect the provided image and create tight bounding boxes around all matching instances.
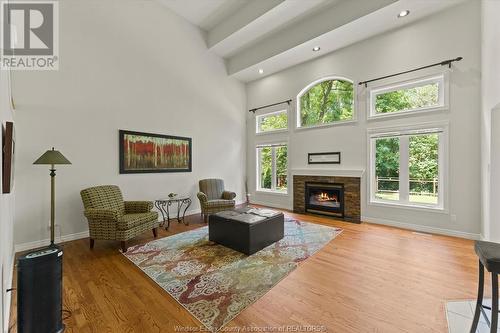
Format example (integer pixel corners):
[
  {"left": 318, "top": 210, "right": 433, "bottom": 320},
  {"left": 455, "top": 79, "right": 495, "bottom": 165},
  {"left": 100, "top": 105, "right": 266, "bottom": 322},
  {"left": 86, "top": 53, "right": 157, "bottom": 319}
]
[{"left": 123, "top": 218, "right": 342, "bottom": 332}]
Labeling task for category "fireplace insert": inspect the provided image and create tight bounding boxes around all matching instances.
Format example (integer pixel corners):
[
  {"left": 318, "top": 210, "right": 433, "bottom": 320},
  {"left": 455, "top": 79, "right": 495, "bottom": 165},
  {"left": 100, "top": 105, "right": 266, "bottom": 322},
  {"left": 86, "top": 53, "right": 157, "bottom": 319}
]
[{"left": 305, "top": 182, "right": 344, "bottom": 218}]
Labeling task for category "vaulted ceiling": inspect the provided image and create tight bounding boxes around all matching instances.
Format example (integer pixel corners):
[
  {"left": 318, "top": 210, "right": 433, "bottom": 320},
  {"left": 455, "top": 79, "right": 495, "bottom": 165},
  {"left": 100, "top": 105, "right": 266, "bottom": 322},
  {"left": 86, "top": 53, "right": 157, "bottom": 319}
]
[{"left": 158, "top": 0, "right": 466, "bottom": 82}]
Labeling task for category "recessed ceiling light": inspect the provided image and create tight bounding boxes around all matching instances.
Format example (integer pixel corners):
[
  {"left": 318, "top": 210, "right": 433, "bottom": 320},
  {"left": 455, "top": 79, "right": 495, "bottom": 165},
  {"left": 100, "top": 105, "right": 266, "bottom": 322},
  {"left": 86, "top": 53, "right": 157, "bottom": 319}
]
[
  {"left": 398, "top": 10, "right": 410, "bottom": 18},
  {"left": 312, "top": 46, "right": 321, "bottom": 52},
  {"left": 258, "top": 69, "right": 264, "bottom": 74}
]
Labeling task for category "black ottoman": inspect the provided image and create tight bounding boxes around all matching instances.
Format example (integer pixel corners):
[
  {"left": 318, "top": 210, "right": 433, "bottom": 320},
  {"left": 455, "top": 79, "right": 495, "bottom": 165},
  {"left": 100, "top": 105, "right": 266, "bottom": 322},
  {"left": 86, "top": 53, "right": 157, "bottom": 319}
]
[{"left": 209, "top": 208, "right": 284, "bottom": 255}]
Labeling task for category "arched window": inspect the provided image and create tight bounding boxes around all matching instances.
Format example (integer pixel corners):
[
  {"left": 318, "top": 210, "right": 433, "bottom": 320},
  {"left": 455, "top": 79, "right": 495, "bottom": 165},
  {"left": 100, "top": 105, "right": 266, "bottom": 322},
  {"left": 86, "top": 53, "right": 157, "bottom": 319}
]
[{"left": 297, "top": 77, "right": 354, "bottom": 128}]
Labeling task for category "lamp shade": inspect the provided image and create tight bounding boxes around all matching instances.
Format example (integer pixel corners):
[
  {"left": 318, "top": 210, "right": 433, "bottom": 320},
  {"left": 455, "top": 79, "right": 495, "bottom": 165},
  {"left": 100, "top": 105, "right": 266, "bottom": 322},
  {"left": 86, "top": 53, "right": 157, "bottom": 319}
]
[{"left": 33, "top": 148, "right": 71, "bottom": 165}]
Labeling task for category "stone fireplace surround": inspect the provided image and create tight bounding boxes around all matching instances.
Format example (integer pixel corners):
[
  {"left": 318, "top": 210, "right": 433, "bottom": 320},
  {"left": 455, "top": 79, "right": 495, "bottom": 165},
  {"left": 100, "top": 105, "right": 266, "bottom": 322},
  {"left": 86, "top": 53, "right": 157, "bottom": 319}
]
[{"left": 293, "top": 173, "right": 361, "bottom": 223}]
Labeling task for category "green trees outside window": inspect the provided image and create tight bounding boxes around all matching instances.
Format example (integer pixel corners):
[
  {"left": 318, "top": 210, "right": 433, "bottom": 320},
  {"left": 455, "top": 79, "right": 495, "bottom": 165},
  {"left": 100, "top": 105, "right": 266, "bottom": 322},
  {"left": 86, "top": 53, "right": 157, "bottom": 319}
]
[
  {"left": 257, "top": 145, "right": 287, "bottom": 192},
  {"left": 275, "top": 146, "right": 288, "bottom": 191},
  {"left": 375, "top": 137, "right": 400, "bottom": 201},
  {"left": 373, "top": 133, "right": 440, "bottom": 206},
  {"left": 409, "top": 134, "right": 439, "bottom": 204},
  {"left": 257, "top": 110, "right": 288, "bottom": 133},
  {"left": 298, "top": 78, "right": 354, "bottom": 127},
  {"left": 259, "top": 147, "right": 272, "bottom": 189},
  {"left": 372, "top": 76, "right": 444, "bottom": 117},
  {"left": 375, "top": 82, "right": 439, "bottom": 114}
]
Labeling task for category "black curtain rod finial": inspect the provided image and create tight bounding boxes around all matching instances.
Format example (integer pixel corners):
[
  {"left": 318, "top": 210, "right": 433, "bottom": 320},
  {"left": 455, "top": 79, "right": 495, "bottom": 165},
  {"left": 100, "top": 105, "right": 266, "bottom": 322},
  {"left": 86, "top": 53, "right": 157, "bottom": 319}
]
[{"left": 248, "top": 99, "right": 293, "bottom": 113}]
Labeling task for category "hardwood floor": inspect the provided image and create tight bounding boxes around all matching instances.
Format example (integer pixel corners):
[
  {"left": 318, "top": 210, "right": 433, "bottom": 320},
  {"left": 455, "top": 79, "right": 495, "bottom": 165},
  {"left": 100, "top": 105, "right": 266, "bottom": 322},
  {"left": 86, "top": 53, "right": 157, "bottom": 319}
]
[{"left": 9, "top": 208, "right": 481, "bottom": 332}]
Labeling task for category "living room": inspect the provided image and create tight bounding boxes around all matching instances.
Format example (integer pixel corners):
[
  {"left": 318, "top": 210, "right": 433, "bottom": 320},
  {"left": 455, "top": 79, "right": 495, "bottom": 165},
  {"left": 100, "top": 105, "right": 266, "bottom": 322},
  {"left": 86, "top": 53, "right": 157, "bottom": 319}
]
[{"left": 1, "top": 0, "right": 499, "bottom": 332}]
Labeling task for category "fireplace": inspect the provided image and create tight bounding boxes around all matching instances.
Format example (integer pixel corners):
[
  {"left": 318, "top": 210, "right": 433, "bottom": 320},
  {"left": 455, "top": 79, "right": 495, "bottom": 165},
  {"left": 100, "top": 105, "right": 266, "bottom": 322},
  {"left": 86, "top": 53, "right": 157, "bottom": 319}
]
[
  {"left": 294, "top": 175, "right": 360, "bottom": 222},
  {"left": 305, "top": 182, "right": 344, "bottom": 218}
]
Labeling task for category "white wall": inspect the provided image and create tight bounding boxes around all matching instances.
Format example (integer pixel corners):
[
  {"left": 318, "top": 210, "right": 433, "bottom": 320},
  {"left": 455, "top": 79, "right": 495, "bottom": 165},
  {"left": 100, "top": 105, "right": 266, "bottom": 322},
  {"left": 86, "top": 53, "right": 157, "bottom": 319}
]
[
  {"left": 0, "top": 71, "right": 15, "bottom": 332},
  {"left": 482, "top": 0, "right": 500, "bottom": 241},
  {"left": 12, "top": 0, "right": 246, "bottom": 249},
  {"left": 247, "top": 0, "right": 481, "bottom": 238}
]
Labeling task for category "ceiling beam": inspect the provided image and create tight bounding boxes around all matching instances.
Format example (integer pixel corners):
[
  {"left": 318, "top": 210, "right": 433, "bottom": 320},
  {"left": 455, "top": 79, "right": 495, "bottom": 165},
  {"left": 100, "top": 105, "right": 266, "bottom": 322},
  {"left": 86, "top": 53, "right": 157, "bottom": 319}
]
[
  {"left": 209, "top": 0, "right": 331, "bottom": 58},
  {"left": 206, "top": 0, "right": 284, "bottom": 49},
  {"left": 226, "top": 0, "right": 397, "bottom": 76}
]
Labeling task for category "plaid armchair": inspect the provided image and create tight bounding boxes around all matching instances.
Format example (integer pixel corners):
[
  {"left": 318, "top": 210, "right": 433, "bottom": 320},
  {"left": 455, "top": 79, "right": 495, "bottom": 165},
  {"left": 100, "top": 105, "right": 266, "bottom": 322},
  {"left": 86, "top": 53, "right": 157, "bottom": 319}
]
[
  {"left": 197, "top": 179, "right": 236, "bottom": 222},
  {"left": 80, "top": 185, "right": 159, "bottom": 252}
]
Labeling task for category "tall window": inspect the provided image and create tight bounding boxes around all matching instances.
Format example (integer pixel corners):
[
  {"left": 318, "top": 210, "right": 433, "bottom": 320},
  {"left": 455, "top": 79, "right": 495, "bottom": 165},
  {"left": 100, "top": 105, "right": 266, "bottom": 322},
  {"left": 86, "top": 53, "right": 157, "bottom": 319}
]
[
  {"left": 369, "top": 75, "right": 446, "bottom": 118},
  {"left": 297, "top": 77, "right": 354, "bottom": 128},
  {"left": 370, "top": 127, "right": 446, "bottom": 209},
  {"left": 256, "top": 110, "right": 288, "bottom": 133},
  {"left": 257, "top": 144, "right": 288, "bottom": 193}
]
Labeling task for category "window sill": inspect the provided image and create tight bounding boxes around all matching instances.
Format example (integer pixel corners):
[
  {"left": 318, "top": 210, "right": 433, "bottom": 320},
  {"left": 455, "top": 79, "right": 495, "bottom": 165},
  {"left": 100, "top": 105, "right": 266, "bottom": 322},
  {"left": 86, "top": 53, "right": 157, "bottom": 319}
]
[
  {"left": 295, "top": 119, "right": 357, "bottom": 132},
  {"left": 255, "top": 129, "right": 289, "bottom": 136},
  {"left": 255, "top": 190, "right": 289, "bottom": 196},
  {"left": 368, "top": 105, "right": 448, "bottom": 121},
  {"left": 368, "top": 200, "right": 448, "bottom": 214}
]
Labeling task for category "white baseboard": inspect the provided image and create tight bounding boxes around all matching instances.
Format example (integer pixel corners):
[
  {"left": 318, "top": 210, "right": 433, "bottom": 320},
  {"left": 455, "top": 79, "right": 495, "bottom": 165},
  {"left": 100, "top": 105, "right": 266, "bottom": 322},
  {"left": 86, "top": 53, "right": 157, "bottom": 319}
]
[
  {"left": 245, "top": 203, "right": 479, "bottom": 240},
  {"left": 362, "top": 215, "right": 481, "bottom": 240},
  {"left": 14, "top": 230, "right": 90, "bottom": 253}
]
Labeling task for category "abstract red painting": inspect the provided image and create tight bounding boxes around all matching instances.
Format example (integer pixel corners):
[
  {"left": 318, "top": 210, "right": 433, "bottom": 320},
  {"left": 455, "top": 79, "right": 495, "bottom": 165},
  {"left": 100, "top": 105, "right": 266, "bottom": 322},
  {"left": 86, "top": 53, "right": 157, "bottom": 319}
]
[{"left": 119, "top": 130, "right": 192, "bottom": 173}]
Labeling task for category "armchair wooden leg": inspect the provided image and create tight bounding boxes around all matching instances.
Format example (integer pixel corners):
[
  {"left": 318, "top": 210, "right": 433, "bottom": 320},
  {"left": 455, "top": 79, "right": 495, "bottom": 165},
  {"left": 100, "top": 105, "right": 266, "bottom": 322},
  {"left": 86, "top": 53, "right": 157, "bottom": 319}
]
[
  {"left": 89, "top": 238, "right": 95, "bottom": 249},
  {"left": 121, "top": 241, "right": 128, "bottom": 253},
  {"left": 153, "top": 227, "right": 158, "bottom": 238}
]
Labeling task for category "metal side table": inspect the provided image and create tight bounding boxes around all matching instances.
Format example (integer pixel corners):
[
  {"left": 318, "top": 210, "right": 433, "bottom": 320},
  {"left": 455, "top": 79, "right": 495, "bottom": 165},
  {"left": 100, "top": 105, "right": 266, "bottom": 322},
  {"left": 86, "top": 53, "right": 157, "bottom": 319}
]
[{"left": 155, "top": 196, "right": 192, "bottom": 230}]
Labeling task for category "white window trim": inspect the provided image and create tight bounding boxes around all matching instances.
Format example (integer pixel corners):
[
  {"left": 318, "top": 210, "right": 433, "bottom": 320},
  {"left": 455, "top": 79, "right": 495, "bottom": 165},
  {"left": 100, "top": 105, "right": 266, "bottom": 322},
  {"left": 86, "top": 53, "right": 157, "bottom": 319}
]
[
  {"left": 294, "top": 118, "right": 358, "bottom": 132},
  {"left": 255, "top": 109, "right": 289, "bottom": 134},
  {"left": 256, "top": 143, "right": 288, "bottom": 194},
  {"left": 296, "top": 76, "right": 357, "bottom": 129},
  {"left": 367, "top": 122, "right": 449, "bottom": 212},
  {"left": 367, "top": 73, "right": 449, "bottom": 120}
]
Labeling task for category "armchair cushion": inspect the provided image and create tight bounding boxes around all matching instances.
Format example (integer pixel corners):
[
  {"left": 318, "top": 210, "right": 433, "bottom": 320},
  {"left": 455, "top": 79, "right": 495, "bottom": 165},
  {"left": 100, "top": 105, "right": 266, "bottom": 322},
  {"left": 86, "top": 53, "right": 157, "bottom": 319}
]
[
  {"left": 125, "top": 201, "right": 154, "bottom": 214},
  {"left": 222, "top": 191, "right": 236, "bottom": 200},
  {"left": 80, "top": 185, "right": 126, "bottom": 216},
  {"left": 117, "top": 212, "right": 158, "bottom": 230},
  {"left": 84, "top": 208, "right": 119, "bottom": 221},
  {"left": 199, "top": 179, "right": 225, "bottom": 200},
  {"left": 205, "top": 199, "right": 235, "bottom": 208}
]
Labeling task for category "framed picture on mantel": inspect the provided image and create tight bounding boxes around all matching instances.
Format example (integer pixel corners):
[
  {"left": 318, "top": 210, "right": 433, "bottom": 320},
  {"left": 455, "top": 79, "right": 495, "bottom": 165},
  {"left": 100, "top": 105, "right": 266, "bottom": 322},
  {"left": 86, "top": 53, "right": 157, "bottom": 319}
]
[
  {"left": 308, "top": 152, "right": 341, "bottom": 165},
  {"left": 119, "top": 130, "right": 192, "bottom": 174}
]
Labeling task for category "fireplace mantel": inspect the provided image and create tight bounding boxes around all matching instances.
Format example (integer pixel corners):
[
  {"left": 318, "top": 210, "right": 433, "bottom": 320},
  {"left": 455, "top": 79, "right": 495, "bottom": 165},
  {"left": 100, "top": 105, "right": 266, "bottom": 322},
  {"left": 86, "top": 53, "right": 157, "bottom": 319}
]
[{"left": 291, "top": 168, "right": 365, "bottom": 178}]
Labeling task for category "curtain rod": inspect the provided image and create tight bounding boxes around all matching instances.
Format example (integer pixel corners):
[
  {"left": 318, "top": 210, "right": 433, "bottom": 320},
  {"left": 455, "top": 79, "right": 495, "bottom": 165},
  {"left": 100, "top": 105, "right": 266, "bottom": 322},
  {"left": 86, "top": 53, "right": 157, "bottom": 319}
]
[
  {"left": 249, "top": 99, "right": 292, "bottom": 113},
  {"left": 358, "top": 57, "right": 463, "bottom": 87}
]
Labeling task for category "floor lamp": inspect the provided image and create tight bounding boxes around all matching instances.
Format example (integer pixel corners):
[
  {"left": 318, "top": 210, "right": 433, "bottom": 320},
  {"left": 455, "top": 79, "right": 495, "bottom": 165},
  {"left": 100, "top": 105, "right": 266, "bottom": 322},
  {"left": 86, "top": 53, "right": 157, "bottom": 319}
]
[
  {"left": 16, "top": 148, "right": 71, "bottom": 333},
  {"left": 34, "top": 147, "right": 71, "bottom": 246}
]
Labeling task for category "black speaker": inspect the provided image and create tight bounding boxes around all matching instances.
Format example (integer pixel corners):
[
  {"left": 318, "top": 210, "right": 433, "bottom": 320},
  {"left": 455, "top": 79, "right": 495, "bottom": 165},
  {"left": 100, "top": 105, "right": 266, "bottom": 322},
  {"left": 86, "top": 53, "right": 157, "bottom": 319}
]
[{"left": 17, "top": 245, "right": 64, "bottom": 333}]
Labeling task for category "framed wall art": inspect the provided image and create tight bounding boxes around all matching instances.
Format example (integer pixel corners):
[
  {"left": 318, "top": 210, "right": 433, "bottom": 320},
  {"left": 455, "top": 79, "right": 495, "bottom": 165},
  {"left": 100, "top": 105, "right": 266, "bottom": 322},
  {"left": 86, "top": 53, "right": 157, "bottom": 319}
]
[
  {"left": 308, "top": 152, "right": 341, "bottom": 165},
  {"left": 2, "top": 122, "right": 15, "bottom": 193},
  {"left": 119, "top": 130, "right": 192, "bottom": 174}
]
